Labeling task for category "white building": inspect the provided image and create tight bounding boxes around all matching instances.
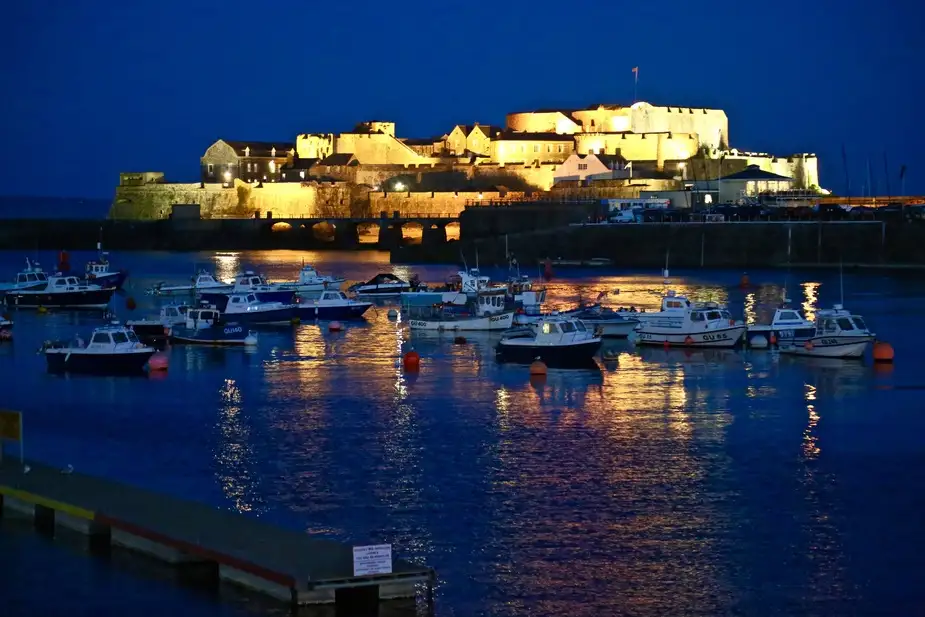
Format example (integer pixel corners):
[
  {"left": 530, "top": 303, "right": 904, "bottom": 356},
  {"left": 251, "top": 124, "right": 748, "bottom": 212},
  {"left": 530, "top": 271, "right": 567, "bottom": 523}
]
[{"left": 552, "top": 153, "right": 629, "bottom": 183}]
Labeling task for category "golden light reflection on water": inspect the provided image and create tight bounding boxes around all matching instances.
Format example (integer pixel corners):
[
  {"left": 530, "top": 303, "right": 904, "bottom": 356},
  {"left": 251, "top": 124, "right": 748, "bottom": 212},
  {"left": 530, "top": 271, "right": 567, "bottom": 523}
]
[
  {"left": 213, "top": 252, "right": 240, "bottom": 283},
  {"left": 802, "top": 282, "right": 821, "bottom": 321},
  {"left": 803, "top": 384, "right": 820, "bottom": 459}
]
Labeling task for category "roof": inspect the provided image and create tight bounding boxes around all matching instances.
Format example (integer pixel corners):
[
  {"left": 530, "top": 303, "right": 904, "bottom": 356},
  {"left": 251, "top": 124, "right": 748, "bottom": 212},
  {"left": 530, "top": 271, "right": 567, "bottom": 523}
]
[
  {"left": 719, "top": 165, "right": 792, "bottom": 181},
  {"left": 494, "top": 131, "right": 575, "bottom": 142},
  {"left": 401, "top": 137, "right": 441, "bottom": 146},
  {"left": 223, "top": 141, "right": 295, "bottom": 157},
  {"left": 281, "top": 157, "right": 318, "bottom": 170},
  {"left": 469, "top": 125, "right": 500, "bottom": 138},
  {"left": 318, "top": 153, "right": 359, "bottom": 166},
  {"left": 593, "top": 153, "right": 627, "bottom": 167}
]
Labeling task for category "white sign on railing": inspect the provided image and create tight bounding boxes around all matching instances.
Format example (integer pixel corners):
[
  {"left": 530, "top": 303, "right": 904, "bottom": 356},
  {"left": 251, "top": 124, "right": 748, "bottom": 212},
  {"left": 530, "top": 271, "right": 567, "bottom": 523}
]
[{"left": 352, "top": 544, "right": 393, "bottom": 576}]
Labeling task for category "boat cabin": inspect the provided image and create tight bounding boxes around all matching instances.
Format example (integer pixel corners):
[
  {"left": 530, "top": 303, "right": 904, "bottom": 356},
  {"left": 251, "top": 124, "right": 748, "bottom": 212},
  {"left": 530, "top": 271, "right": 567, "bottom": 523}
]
[
  {"left": 659, "top": 290, "right": 692, "bottom": 312},
  {"left": 185, "top": 307, "right": 222, "bottom": 327},
  {"left": 48, "top": 275, "right": 96, "bottom": 290},
  {"left": 538, "top": 318, "right": 588, "bottom": 336},
  {"left": 194, "top": 272, "right": 222, "bottom": 286},
  {"left": 689, "top": 307, "right": 733, "bottom": 324},
  {"left": 86, "top": 326, "right": 141, "bottom": 349},
  {"left": 814, "top": 305, "right": 871, "bottom": 336},
  {"left": 473, "top": 290, "right": 508, "bottom": 316},
  {"left": 233, "top": 272, "right": 272, "bottom": 288},
  {"left": 460, "top": 269, "right": 491, "bottom": 294},
  {"left": 297, "top": 266, "right": 322, "bottom": 282},
  {"left": 227, "top": 293, "right": 262, "bottom": 310},
  {"left": 15, "top": 270, "right": 48, "bottom": 286},
  {"left": 161, "top": 304, "right": 189, "bottom": 320}
]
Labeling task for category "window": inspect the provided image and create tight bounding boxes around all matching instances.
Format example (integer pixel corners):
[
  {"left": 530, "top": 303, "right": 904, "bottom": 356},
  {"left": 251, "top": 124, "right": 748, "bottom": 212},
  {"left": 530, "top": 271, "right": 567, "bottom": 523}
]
[
  {"left": 55, "top": 279, "right": 65, "bottom": 286},
  {"left": 779, "top": 311, "right": 799, "bottom": 321},
  {"left": 707, "top": 311, "right": 722, "bottom": 320},
  {"left": 91, "top": 333, "right": 111, "bottom": 344},
  {"left": 851, "top": 317, "right": 867, "bottom": 330},
  {"left": 575, "top": 321, "right": 587, "bottom": 331},
  {"left": 533, "top": 144, "right": 540, "bottom": 153},
  {"left": 207, "top": 164, "right": 214, "bottom": 174},
  {"left": 560, "top": 321, "right": 576, "bottom": 333},
  {"left": 557, "top": 144, "right": 563, "bottom": 153},
  {"left": 546, "top": 145, "right": 552, "bottom": 153},
  {"left": 127, "top": 331, "right": 139, "bottom": 343},
  {"left": 837, "top": 318, "right": 855, "bottom": 330},
  {"left": 112, "top": 332, "right": 129, "bottom": 343},
  {"left": 691, "top": 312, "right": 705, "bottom": 321}
]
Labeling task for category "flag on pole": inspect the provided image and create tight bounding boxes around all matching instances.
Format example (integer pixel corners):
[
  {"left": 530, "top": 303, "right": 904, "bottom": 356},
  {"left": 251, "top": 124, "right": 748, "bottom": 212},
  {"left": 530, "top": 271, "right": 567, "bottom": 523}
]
[{"left": 632, "top": 67, "right": 639, "bottom": 83}]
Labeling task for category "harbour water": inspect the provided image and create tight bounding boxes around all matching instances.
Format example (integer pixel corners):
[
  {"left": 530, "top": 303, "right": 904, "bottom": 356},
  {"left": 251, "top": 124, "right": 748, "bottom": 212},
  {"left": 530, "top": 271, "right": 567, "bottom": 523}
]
[{"left": 2, "top": 249, "right": 925, "bottom": 616}]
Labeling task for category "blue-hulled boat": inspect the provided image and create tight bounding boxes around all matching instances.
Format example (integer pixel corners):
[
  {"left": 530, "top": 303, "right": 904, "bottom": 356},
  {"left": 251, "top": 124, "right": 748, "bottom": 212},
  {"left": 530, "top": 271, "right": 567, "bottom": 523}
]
[
  {"left": 295, "top": 291, "right": 372, "bottom": 320},
  {"left": 168, "top": 304, "right": 258, "bottom": 346},
  {"left": 0, "top": 258, "right": 49, "bottom": 293},
  {"left": 85, "top": 243, "right": 128, "bottom": 290},
  {"left": 211, "top": 292, "right": 296, "bottom": 325}
]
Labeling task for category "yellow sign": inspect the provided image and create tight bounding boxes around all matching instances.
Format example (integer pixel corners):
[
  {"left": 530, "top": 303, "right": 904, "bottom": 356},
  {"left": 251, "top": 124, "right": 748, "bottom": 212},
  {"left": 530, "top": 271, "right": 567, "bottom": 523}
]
[{"left": 0, "top": 410, "right": 22, "bottom": 442}]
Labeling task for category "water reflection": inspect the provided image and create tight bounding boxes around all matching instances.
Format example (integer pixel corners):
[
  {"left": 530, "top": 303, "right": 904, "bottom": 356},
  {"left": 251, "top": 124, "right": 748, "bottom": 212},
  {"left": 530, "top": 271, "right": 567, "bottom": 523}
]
[
  {"left": 213, "top": 252, "right": 240, "bottom": 283},
  {"left": 214, "top": 378, "right": 264, "bottom": 514},
  {"left": 802, "top": 281, "right": 821, "bottom": 320},
  {"left": 803, "top": 384, "right": 820, "bottom": 459}
]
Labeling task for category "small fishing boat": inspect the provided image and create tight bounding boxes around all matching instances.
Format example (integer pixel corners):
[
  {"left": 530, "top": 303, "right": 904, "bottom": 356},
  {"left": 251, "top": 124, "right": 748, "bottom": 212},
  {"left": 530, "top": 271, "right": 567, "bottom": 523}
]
[
  {"left": 514, "top": 304, "right": 596, "bottom": 326},
  {"left": 223, "top": 271, "right": 295, "bottom": 303},
  {"left": 634, "top": 293, "right": 746, "bottom": 348},
  {"left": 277, "top": 264, "right": 345, "bottom": 293},
  {"left": 0, "top": 258, "right": 49, "bottom": 293},
  {"left": 84, "top": 240, "right": 128, "bottom": 289},
  {"left": 349, "top": 273, "right": 413, "bottom": 297},
  {"left": 573, "top": 306, "right": 639, "bottom": 338},
  {"left": 4, "top": 274, "right": 115, "bottom": 309},
  {"left": 400, "top": 269, "right": 486, "bottom": 307},
  {"left": 213, "top": 293, "right": 296, "bottom": 325},
  {"left": 406, "top": 288, "right": 514, "bottom": 331},
  {"left": 506, "top": 274, "right": 547, "bottom": 308},
  {"left": 0, "top": 316, "right": 12, "bottom": 341},
  {"left": 168, "top": 304, "right": 258, "bottom": 346},
  {"left": 747, "top": 305, "right": 815, "bottom": 348},
  {"left": 294, "top": 291, "right": 372, "bottom": 320},
  {"left": 496, "top": 315, "right": 602, "bottom": 367},
  {"left": 778, "top": 305, "right": 874, "bottom": 359},
  {"left": 146, "top": 270, "right": 232, "bottom": 296},
  {"left": 126, "top": 303, "right": 190, "bottom": 341},
  {"left": 42, "top": 323, "right": 156, "bottom": 374}
]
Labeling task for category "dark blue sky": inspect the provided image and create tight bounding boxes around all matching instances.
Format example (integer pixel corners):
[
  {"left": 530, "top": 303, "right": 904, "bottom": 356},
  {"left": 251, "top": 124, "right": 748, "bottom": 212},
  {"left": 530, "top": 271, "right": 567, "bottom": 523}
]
[{"left": 3, "top": 0, "right": 921, "bottom": 198}]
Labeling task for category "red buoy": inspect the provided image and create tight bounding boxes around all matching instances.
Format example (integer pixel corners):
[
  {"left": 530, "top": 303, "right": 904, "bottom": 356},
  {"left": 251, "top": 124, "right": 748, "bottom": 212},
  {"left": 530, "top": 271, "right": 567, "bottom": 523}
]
[{"left": 403, "top": 350, "right": 421, "bottom": 372}]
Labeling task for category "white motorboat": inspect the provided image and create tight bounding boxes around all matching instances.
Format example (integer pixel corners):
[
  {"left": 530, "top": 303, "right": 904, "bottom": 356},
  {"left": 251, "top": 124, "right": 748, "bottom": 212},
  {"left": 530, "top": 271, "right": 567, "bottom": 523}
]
[
  {"left": 168, "top": 304, "right": 258, "bottom": 346},
  {"left": 4, "top": 274, "right": 115, "bottom": 309},
  {"left": 223, "top": 271, "right": 294, "bottom": 303},
  {"left": 572, "top": 306, "right": 639, "bottom": 338},
  {"left": 0, "top": 258, "right": 49, "bottom": 293},
  {"left": 212, "top": 293, "right": 296, "bottom": 325},
  {"left": 43, "top": 323, "right": 155, "bottom": 374},
  {"left": 778, "top": 305, "right": 874, "bottom": 358},
  {"left": 294, "top": 291, "right": 372, "bottom": 320},
  {"left": 277, "top": 264, "right": 345, "bottom": 293},
  {"left": 126, "top": 303, "right": 191, "bottom": 340},
  {"left": 349, "top": 273, "right": 412, "bottom": 297},
  {"left": 506, "top": 274, "right": 547, "bottom": 308},
  {"left": 406, "top": 288, "right": 514, "bottom": 331},
  {"left": 496, "top": 315, "right": 602, "bottom": 367},
  {"left": 634, "top": 292, "right": 746, "bottom": 348},
  {"left": 146, "top": 270, "right": 232, "bottom": 296},
  {"left": 747, "top": 305, "right": 815, "bottom": 348},
  {"left": 400, "top": 269, "right": 487, "bottom": 308}
]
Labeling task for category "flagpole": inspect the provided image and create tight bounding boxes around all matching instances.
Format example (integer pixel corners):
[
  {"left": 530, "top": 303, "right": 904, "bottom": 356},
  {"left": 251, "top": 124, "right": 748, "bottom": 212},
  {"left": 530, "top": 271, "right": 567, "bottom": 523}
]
[{"left": 632, "top": 67, "right": 638, "bottom": 103}]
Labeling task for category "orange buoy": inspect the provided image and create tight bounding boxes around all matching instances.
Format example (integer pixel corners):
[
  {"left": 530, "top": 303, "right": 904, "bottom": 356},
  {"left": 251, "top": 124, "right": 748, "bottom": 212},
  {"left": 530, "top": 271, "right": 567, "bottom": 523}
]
[
  {"left": 148, "top": 352, "right": 169, "bottom": 371},
  {"left": 328, "top": 321, "right": 343, "bottom": 332},
  {"left": 126, "top": 297, "right": 137, "bottom": 311},
  {"left": 872, "top": 341, "right": 894, "bottom": 363},
  {"left": 529, "top": 358, "right": 547, "bottom": 375},
  {"left": 804, "top": 340, "right": 814, "bottom": 350},
  {"left": 769, "top": 333, "right": 777, "bottom": 345},
  {"left": 684, "top": 336, "right": 694, "bottom": 345},
  {"left": 403, "top": 350, "right": 421, "bottom": 372},
  {"left": 663, "top": 340, "right": 670, "bottom": 349}
]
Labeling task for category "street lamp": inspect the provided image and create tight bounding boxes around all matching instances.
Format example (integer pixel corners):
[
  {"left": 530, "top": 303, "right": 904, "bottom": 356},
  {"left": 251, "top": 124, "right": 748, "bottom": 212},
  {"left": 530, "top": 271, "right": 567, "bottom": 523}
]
[{"left": 394, "top": 181, "right": 405, "bottom": 192}]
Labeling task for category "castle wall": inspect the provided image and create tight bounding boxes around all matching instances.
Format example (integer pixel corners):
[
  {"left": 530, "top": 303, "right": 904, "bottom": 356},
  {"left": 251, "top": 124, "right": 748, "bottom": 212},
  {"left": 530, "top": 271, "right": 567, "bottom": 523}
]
[
  {"left": 110, "top": 181, "right": 364, "bottom": 220},
  {"left": 630, "top": 104, "right": 729, "bottom": 149},
  {"left": 335, "top": 133, "right": 430, "bottom": 165},
  {"left": 505, "top": 111, "right": 581, "bottom": 134},
  {"left": 574, "top": 132, "right": 699, "bottom": 165}
]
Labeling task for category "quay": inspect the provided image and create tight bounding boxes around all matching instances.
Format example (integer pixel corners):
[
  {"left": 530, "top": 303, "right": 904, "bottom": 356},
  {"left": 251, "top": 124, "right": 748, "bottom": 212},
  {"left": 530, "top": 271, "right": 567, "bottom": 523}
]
[{"left": 0, "top": 458, "right": 435, "bottom": 611}]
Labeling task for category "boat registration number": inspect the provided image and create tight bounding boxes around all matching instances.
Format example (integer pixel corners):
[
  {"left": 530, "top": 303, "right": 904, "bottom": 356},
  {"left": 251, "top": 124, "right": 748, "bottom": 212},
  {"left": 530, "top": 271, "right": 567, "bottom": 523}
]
[
  {"left": 224, "top": 326, "right": 243, "bottom": 334},
  {"left": 489, "top": 315, "right": 508, "bottom": 323},
  {"left": 409, "top": 321, "right": 428, "bottom": 328},
  {"left": 818, "top": 338, "right": 838, "bottom": 345},
  {"left": 702, "top": 332, "right": 730, "bottom": 341}
]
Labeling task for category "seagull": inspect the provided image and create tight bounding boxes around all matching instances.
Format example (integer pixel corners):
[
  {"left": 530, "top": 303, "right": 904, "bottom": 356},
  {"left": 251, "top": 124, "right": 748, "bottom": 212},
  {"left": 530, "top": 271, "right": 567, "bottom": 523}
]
[{"left": 61, "top": 464, "right": 73, "bottom": 475}]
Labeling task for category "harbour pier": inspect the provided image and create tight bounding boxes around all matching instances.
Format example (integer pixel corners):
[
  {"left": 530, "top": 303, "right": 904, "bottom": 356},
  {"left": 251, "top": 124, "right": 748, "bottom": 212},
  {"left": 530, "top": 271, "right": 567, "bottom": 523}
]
[{"left": 0, "top": 458, "right": 435, "bottom": 612}]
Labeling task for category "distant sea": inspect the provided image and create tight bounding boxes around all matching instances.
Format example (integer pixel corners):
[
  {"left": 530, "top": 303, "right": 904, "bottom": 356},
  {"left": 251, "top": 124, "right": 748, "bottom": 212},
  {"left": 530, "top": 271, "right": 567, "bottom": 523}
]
[{"left": 0, "top": 195, "right": 110, "bottom": 219}]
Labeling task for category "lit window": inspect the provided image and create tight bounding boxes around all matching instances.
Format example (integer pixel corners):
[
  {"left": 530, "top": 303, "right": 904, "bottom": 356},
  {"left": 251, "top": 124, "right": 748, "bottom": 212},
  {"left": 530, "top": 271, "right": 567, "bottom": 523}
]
[
  {"left": 557, "top": 145, "right": 563, "bottom": 153},
  {"left": 534, "top": 145, "right": 540, "bottom": 153}
]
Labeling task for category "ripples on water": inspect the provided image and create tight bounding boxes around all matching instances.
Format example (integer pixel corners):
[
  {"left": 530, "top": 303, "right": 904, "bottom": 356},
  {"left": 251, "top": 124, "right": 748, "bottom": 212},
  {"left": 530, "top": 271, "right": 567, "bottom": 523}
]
[{"left": 2, "top": 250, "right": 925, "bottom": 617}]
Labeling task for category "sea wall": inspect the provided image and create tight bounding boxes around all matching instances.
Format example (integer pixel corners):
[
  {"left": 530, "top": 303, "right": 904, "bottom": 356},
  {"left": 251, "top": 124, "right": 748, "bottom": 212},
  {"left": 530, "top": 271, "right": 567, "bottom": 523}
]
[{"left": 393, "top": 221, "right": 925, "bottom": 268}]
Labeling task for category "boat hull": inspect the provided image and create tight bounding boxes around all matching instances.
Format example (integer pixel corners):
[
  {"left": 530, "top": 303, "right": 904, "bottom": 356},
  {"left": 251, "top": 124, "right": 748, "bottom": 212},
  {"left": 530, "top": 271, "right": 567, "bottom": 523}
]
[
  {"left": 295, "top": 303, "right": 372, "bottom": 321},
  {"left": 45, "top": 349, "right": 154, "bottom": 374},
  {"left": 635, "top": 325, "right": 747, "bottom": 348},
  {"left": 169, "top": 323, "right": 256, "bottom": 346},
  {"left": 201, "top": 290, "right": 295, "bottom": 304},
  {"left": 408, "top": 311, "right": 514, "bottom": 331},
  {"left": 496, "top": 339, "right": 602, "bottom": 367},
  {"left": 747, "top": 324, "right": 816, "bottom": 347},
  {"left": 779, "top": 337, "right": 872, "bottom": 358},
  {"left": 579, "top": 318, "right": 638, "bottom": 338},
  {"left": 280, "top": 280, "right": 344, "bottom": 293},
  {"left": 224, "top": 306, "right": 296, "bottom": 325},
  {"left": 4, "top": 288, "right": 115, "bottom": 309}
]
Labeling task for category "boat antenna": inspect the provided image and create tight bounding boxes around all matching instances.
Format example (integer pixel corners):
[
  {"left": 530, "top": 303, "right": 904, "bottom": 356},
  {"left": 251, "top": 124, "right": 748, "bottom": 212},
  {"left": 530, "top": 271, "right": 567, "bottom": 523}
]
[{"left": 663, "top": 248, "right": 670, "bottom": 284}]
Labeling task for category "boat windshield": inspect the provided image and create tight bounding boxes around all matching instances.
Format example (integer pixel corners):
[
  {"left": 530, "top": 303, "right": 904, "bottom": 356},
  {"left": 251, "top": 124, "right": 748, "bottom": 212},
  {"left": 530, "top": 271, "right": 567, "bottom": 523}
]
[
  {"left": 126, "top": 331, "right": 139, "bottom": 343},
  {"left": 851, "top": 316, "right": 867, "bottom": 331},
  {"left": 91, "top": 332, "right": 111, "bottom": 344},
  {"left": 836, "top": 317, "right": 855, "bottom": 331},
  {"left": 721, "top": 310, "right": 731, "bottom": 320},
  {"left": 112, "top": 331, "right": 129, "bottom": 344},
  {"left": 38, "top": 273, "right": 47, "bottom": 281},
  {"left": 560, "top": 321, "right": 576, "bottom": 333},
  {"left": 541, "top": 322, "right": 560, "bottom": 334},
  {"left": 691, "top": 311, "right": 705, "bottom": 322},
  {"left": 707, "top": 311, "right": 722, "bottom": 321},
  {"left": 575, "top": 321, "right": 587, "bottom": 331}
]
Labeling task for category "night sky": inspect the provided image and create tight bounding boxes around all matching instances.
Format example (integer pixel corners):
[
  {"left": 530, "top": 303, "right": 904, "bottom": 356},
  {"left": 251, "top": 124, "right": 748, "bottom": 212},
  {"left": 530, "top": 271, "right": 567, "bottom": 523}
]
[{"left": 3, "top": 0, "right": 922, "bottom": 198}]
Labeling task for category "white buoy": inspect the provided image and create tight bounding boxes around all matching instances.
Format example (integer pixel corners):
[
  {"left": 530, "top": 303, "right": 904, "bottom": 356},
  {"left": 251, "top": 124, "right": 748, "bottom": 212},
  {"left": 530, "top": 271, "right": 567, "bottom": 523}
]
[
  {"left": 244, "top": 333, "right": 258, "bottom": 346},
  {"left": 750, "top": 335, "right": 769, "bottom": 349},
  {"left": 387, "top": 308, "right": 398, "bottom": 320},
  {"left": 329, "top": 321, "right": 343, "bottom": 332}
]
